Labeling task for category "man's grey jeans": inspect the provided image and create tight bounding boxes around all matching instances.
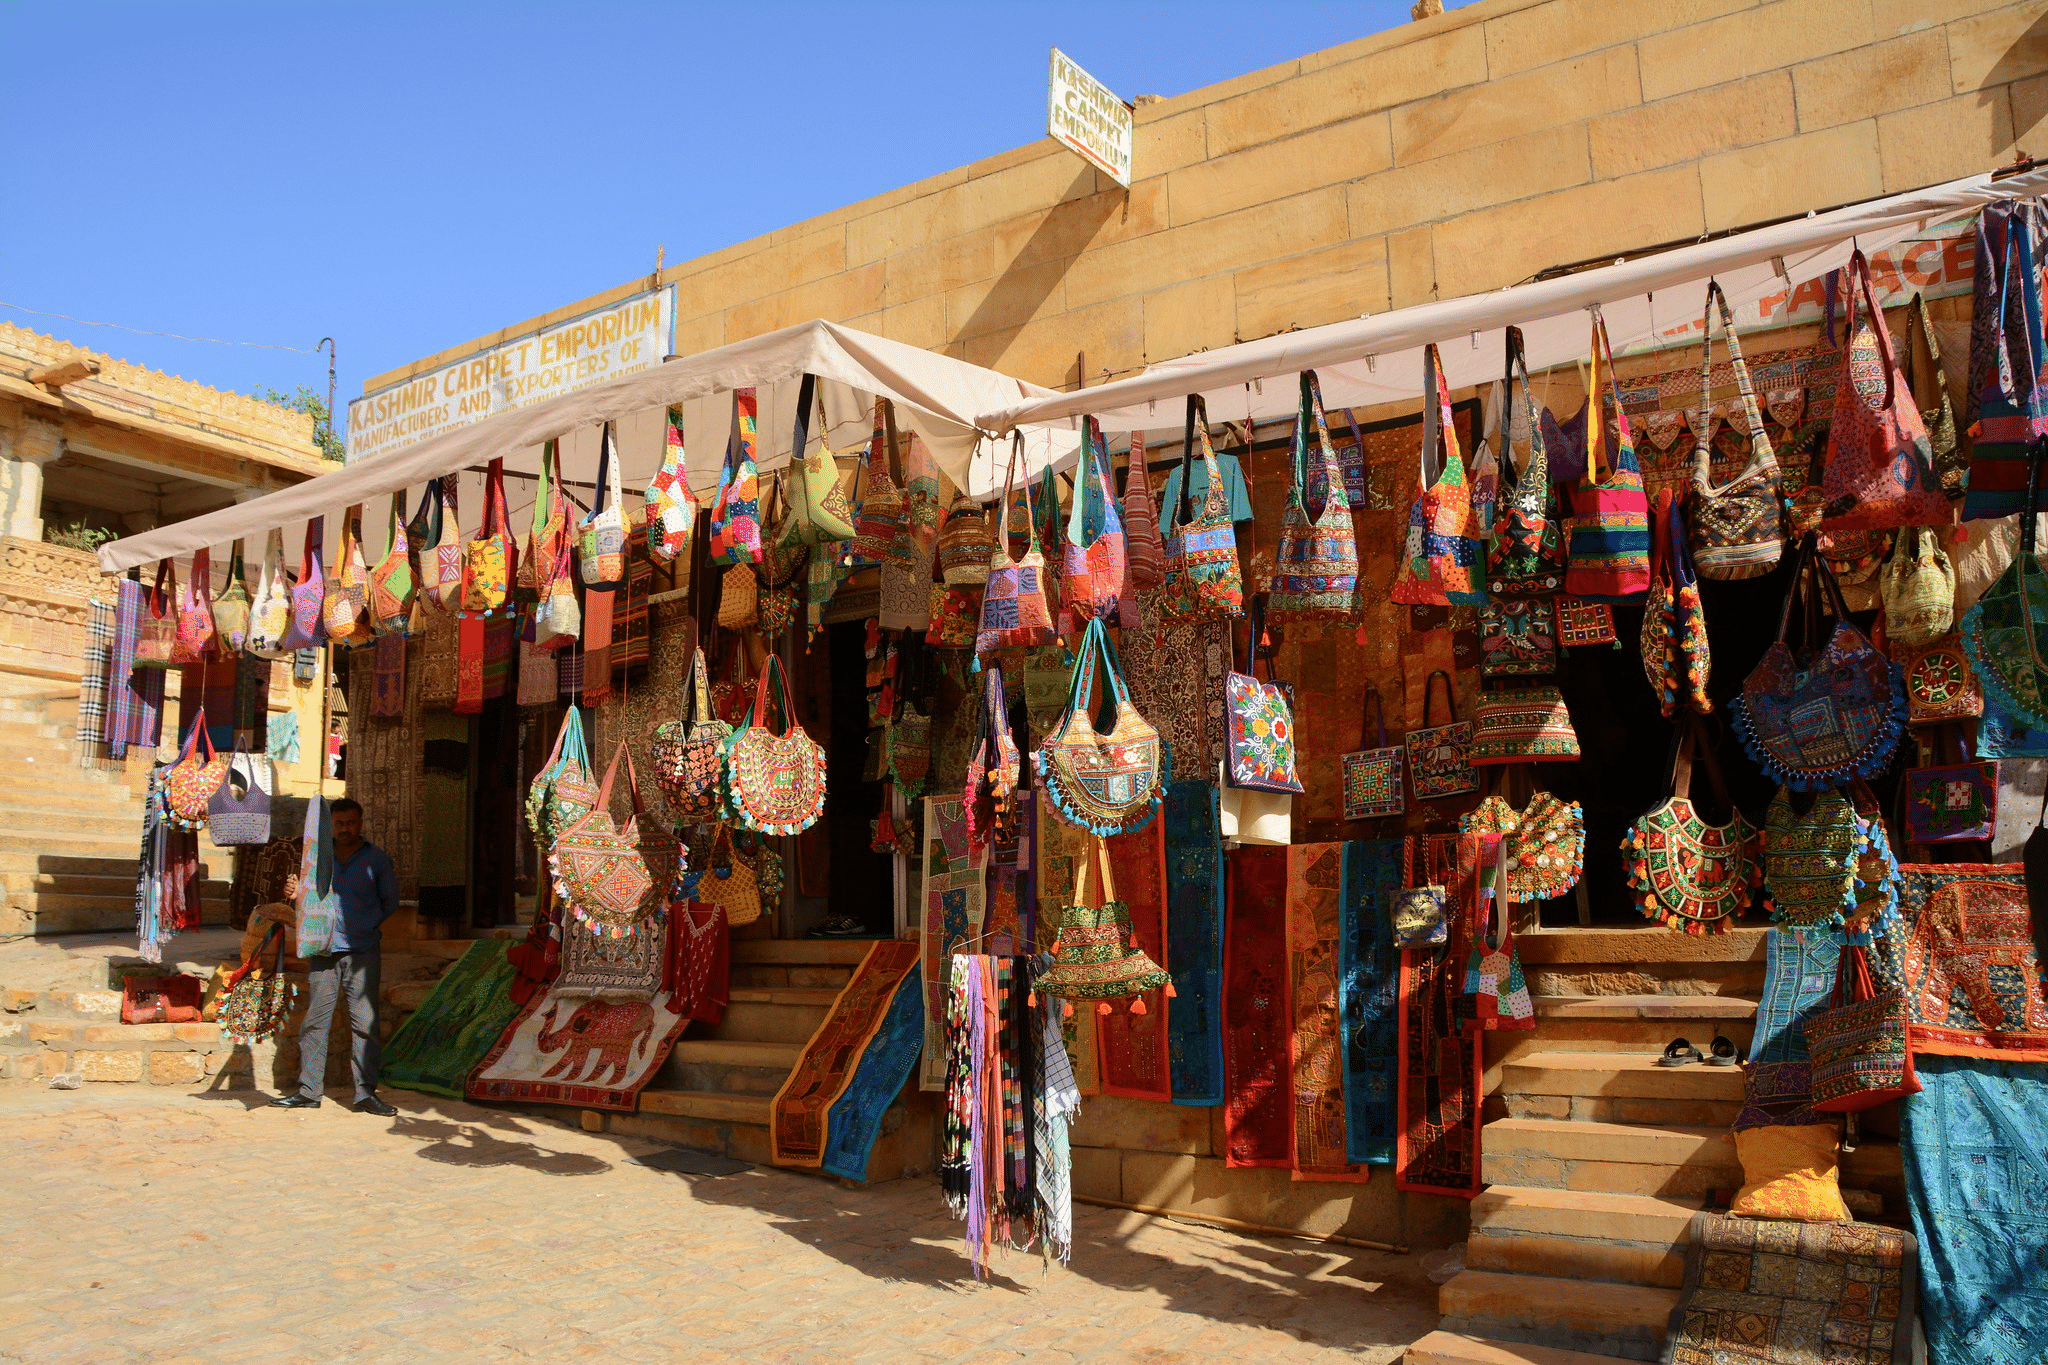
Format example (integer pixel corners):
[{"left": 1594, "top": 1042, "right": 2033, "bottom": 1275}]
[{"left": 295, "top": 950, "right": 381, "bottom": 1103}]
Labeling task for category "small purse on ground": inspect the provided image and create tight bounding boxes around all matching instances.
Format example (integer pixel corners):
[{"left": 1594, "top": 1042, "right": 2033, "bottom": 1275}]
[
  {"left": 1223, "top": 595, "right": 1304, "bottom": 795},
  {"left": 1393, "top": 344, "right": 1486, "bottom": 606},
  {"left": 1033, "top": 616, "right": 1164, "bottom": 836},
  {"left": 216, "top": 922, "right": 298, "bottom": 1044},
  {"left": 1342, "top": 685, "right": 1406, "bottom": 821},
  {"left": 1407, "top": 669, "right": 1479, "bottom": 800},
  {"left": 1802, "top": 940, "right": 1920, "bottom": 1112},
  {"left": 1688, "top": 279, "right": 1786, "bottom": 580},
  {"left": 121, "top": 973, "right": 203, "bottom": 1024}
]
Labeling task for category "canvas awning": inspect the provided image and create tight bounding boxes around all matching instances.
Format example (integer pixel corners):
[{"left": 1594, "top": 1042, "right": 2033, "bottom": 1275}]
[
  {"left": 100, "top": 319, "right": 1077, "bottom": 573},
  {"left": 978, "top": 166, "right": 2048, "bottom": 435}
]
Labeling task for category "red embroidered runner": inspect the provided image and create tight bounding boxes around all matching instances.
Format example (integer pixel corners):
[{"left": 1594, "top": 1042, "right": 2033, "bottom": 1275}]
[
  {"left": 1224, "top": 845, "right": 1292, "bottom": 1168},
  {"left": 1098, "top": 818, "right": 1171, "bottom": 1100},
  {"left": 770, "top": 938, "right": 922, "bottom": 1167},
  {"left": 1286, "top": 842, "right": 1368, "bottom": 1182},
  {"left": 1396, "top": 833, "right": 1485, "bottom": 1198}
]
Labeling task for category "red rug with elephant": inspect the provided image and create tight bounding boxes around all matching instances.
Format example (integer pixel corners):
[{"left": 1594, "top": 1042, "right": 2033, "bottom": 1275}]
[{"left": 468, "top": 908, "right": 697, "bottom": 1113}]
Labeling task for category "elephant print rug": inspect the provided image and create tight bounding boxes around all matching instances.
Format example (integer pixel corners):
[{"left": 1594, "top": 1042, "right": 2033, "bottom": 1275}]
[
  {"left": 382, "top": 940, "right": 522, "bottom": 1100},
  {"left": 469, "top": 913, "right": 693, "bottom": 1112}
]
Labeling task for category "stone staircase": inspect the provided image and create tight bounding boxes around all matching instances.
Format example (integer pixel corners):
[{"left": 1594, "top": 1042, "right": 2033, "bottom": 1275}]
[
  {"left": 0, "top": 687, "right": 229, "bottom": 937},
  {"left": 1404, "top": 926, "right": 1904, "bottom": 1364},
  {"left": 581, "top": 939, "right": 937, "bottom": 1184}
]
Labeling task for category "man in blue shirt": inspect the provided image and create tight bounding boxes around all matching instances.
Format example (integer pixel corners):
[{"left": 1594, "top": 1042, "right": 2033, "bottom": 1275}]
[{"left": 270, "top": 798, "right": 401, "bottom": 1115}]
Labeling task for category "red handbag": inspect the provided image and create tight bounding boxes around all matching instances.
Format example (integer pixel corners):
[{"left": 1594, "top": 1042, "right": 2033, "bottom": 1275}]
[
  {"left": 1819, "top": 249, "right": 1949, "bottom": 531},
  {"left": 121, "top": 974, "right": 203, "bottom": 1024},
  {"left": 1802, "top": 941, "right": 1920, "bottom": 1112}
]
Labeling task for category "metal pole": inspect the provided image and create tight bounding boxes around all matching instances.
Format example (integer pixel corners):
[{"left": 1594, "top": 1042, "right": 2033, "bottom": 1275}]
[{"left": 317, "top": 337, "right": 337, "bottom": 458}]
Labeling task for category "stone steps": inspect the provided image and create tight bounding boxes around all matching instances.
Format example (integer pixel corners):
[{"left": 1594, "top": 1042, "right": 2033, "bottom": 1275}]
[
  {"left": 1496, "top": 1051, "right": 1746, "bottom": 1127},
  {"left": 1435, "top": 1271, "right": 1678, "bottom": 1362},
  {"left": 1406, "top": 1330, "right": 1628, "bottom": 1365},
  {"left": 1467, "top": 1186, "right": 1699, "bottom": 1290}
]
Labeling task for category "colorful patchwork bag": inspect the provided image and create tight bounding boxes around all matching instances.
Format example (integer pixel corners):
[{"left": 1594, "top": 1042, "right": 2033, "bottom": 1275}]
[
  {"left": 1267, "top": 369, "right": 1360, "bottom": 622},
  {"left": 551, "top": 743, "right": 680, "bottom": 938},
  {"left": 708, "top": 389, "right": 764, "bottom": 566},
  {"left": 1060, "top": 417, "right": 1128, "bottom": 629},
  {"left": 1963, "top": 204, "right": 2048, "bottom": 520},
  {"left": 938, "top": 490, "right": 999, "bottom": 586},
  {"left": 533, "top": 448, "right": 581, "bottom": 650},
  {"left": 1819, "top": 249, "right": 1949, "bottom": 530},
  {"left": 1564, "top": 312, "right": 1652, "bottom": 601},
  {"left": 974, "top": 443, "right": 1056, "bottom": 656},
  {"left": 1342, "top": 685, "right": 1406, "bottom": 821},
  {"left": 1762, "top": 786, "right": 1869, "bottom": 929},
  {"left": 1458, "top": 836, "right": 1536, "bottom": 1033},
  {"left": 460, "top": 461, "right": 515, "bottom": 616},
  {"left": 279, "top": 516, "right": 327, "bottom": 651},
  {"left": 964, "top": 665, "right": 1023, "bottom": 849},
  {"left": 646, "top": 407, "right": 700, "bottom": 562},
  {"left": 426, "top": 479, "right": 466, "bottom": 609},
  {"left": 1897, "top": 633, "right": 1983, "bottom": 725},
  {"left": 1733, "top": 534, "right": 1905, "bottom": 790},
  {"left": 1393, "top": 343, "right": 1486, "bottom": 606},
  {"left": 170, "top": 547, "right": 217, "bottom": 664},
  {"left": 1036, "top": 834, "right": 1170, "bottom": 1006},
  {"left": 164, "top": 709, "right": 230, "bottom": 832},
  {"left": 211, "top": 541, "right": 251, "bottom": 652},
  {"left": 782, "top": 375, "right": 858, "bottom": 546},
  {"left": 1623, "top": 721, "right": 1761, "bottom": 934},
  {"left": 216, "top": 921, "right": 297, "bottom": 1045},
  {"left": 1159, "top": 394, "right": 1244, "bottom": 621},
  {"left": 244, "top": 529, "right": 292, "bottom": 658},
  {"left": 1555, "top": 595, "right": 1617, "bottom": 647},
  {"left": 1407, "top": 669, "right": 1479, "bottom": 801},
  {"left": 578, "top": 428, "right": 627, "bottom": 591},
  {"left": 1689, "top": 280, "right": 1786, "bottom": 579},
  {"left": 1034, "top": 617, "right": 1165, "bottom": 835},
  {"left": 927, "top": 582, "right": 982, "bottom": 650},
  {"left": 1121, "top": 429, "right": 1166, "bottom": 590},
  {"left": 853, "top": 399, "right": 913, "bottom": 569},
  {"left": 369, "top": 492, "right": 416, "bottom": 634},
  {"left": 526, "top": 704, "right": 593, "bottom": 848},
  {"left": 1470, "top": 685, "right": 1580, "bottom": 765},
  {"left": 1960, "top": 440, "right": 2048, "bottom": 729},
  {"left": 1223, "top": 597, "right": 1303, "bottom": 794},
  {"left": 1480, "top": 596, "right": 1558, "bottom": 676},
  {"left": 325, "top": 507, "right": 373, "bottom": 645},
  {"left": 521, "top": 441, "right": 564, "bottom": 607},
  {"left": 720, "top": 655, "right": 827, "bottom": 836},
  {"left": 1488, "top": 328, "right": 1566, "bottom": 598},
  {"left": 1639, "top": 490, "right": 1710, "bottom": 718},
  {"left": 1461, "top": 787, "right": 1584, "bottom": 902},
  {"left": 651, "top": 649, "right": 733, "bottom": 825},
  {"left": 1802, "top": 941, "right": 1919, "bottom": 1112}
]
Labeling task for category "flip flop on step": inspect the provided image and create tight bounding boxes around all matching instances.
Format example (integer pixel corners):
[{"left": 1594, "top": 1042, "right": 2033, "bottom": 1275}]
[
  {"left": 1657, "top": 1037, "right": 1704, "bottom": 1067},
  {"left": 1706, "top": 1035, "right": 1740, "bottom": 1066}
]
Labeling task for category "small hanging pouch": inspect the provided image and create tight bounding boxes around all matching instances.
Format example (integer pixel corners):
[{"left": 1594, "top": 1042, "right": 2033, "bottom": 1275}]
[{"left": 1406, "top": 669, "right": 1479, "bottom": 800}]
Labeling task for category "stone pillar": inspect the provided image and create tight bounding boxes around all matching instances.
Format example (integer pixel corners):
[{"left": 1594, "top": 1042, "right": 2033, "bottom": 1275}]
[{"left": 0, "top": 414, "right": 62, "bottom": 541}]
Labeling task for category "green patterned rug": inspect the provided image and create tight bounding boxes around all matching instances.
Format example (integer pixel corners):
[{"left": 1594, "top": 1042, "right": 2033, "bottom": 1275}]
[{"left": 383, "top": 941, "right": 522, "bottom": 1099}]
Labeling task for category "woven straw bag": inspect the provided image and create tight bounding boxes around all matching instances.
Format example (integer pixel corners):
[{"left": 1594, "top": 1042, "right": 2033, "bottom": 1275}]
[
  {"left": 717, "top": 563, "right": 759, "bottom": 630},
  {"left": 1880, "top": 526, "right": 1955, "bottom": 647},
  {"left": 692, "top": 825, "right": 763, "bottom": 927}
]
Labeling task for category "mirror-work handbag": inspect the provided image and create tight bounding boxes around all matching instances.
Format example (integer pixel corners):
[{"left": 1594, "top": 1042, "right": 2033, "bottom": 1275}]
[
  {"left": 1034, "top": 617, "right": 1164, "bottom": 836},
  {"left": 1159, "top": 394, "right": 1244, "bottom": 621},
  {"left": 1961, "top": 440, "right": 2048, "bottom": 729},
  {"left": 164, "top": 711, "right": 230, "bottom": 833},
  {"left": 1488, "top": 328, "right": 1566, "bottom": 598},
  {"left": 1623, "top": 722, "right": 1761, "bottom": 934},
  {"left": 1461, "top": 789, "right": 1584, "bottom": 903},
  {"left": 709, "top": 389, "right": 764, "bottom": 566},
  {"left": 647, "top": 409, "right": 700, "bottom": 562},
  {"left": 427, "top": 480, "right": 466, "bottom": 609},
  {"left": 1407, "top": 669, "right": 1478, "bottom": 801},
  {"left": 1480, "top": 596, "right": 1558, "bottom": 677},
  {"left": 1565, "top": 312, "right": 1651, "bottom": 601},
  {"left": 1819, "top": 248, "right": 1949, "bottom": 530},
  {"left": 551, "top": 743, "right": 679, "bottom": 938},
  {"left": 1342, "top": 685, "right": 1406, "bottom": 821},
  {"left": 1733, "top": 534, "right": 1905, "bottom": 790},
  {"left": 720, "top": 655, "right": 827, "bottom": 836},
  {"left": 216, "top": 922, "right": 298, "bottom": 1044},
  {"left": 133, "top": 561, "right": 180, "bottom": 668},
  {"left": 1223, "top": 597, "right": 1304, "bottom": 795},
  {"left": 1898, "top": 633, "right": 1983, "bottom": 725},
  {"left": 1267, "top": 370, "right": 1359, "bottom": 622},
  {"left": 974, "top": 441, "right": 1056, "bottom": 656},
  {"left": 1036, "top": 834, "right": 1169, "bottom": 1006},
  {"left": 652, "top": 649, "right": 733, "bottom": 825},
  {"left": 1688, "top": 280, "right": 1785, "bottom": 580},
  {"left": 1904, "top": 760, "right": 1998, "bottom": 844},
  {"left": 1393, "top": 344, "right": 1485, "bottom": 606},
  {"left": 1802, "top": 941, "right": 1920, "bottom": 1112},
  {"left": 1470, "top": 685, "right": 1580, "bottom": 765},
  {"left": 1555, "top": 595, "right": 1617, "bottom": 647}
]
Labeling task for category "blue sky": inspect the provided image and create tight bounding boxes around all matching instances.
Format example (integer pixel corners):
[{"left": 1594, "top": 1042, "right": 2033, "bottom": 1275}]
[{"left": 0, "top": 2, "right": 1430, "bottom": 432}]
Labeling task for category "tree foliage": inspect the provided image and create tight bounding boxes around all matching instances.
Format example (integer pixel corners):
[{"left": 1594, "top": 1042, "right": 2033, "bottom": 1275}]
[{"left": 258, "top": 384, "right": 344, "bottom": 462}]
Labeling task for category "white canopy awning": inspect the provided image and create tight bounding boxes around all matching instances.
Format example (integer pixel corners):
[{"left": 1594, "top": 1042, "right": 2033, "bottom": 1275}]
[
  {"left": 979, "top": 166, "right": 2048, "bottom": 435},
  {"left": 100, "top": 319, "right": 1076, "bottom": 574}
]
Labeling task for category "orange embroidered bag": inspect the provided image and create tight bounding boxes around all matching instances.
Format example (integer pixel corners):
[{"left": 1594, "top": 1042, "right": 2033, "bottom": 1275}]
[{"left": 1393, "top": 344, "right": 1486, "bottom": 606}]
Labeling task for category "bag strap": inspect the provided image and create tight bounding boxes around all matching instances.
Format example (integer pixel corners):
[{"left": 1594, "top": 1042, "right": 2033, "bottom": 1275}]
[
  {"left": 1420, "top": 345, "right": 1448, "bottom": 487},
  {"left": 533, "top": 442, "right": 556, "bottom": 539},
  {"left": 1361, "top": 684, "right": 1388, "bottom": 750},
  {"left": 226, "top": 540, "right": 246, "bottom": 591},
  {"left": 1694, "top": 279, "right": 1778, "bottom": 492},
  {"left": 1501, "top": 327, "right": 1548, "bottom": 496},
  {"left": 1845, "top": 250, "right": 1902, "bottom": 413},
  {"left": 592, "top": 430, "right": 616, "bottom": 523},
  {"left": 745, "top": 654, "right": 794, "bottom": 737},
  {"left": 1775, "top": 533, "right": 1818, "bottom": 643},
  {"left": 1177, "top": 394, "right": 1225, "bottom": 526},
  {"left": 302, "top": 516, "right": 326, "bottom": 583},
  {"left": 1069, "top": 417, "right": 1110, "bottom": 546},
  {"left": 1422, "top": 668, "right": 1455, "bottom": 727},
  {"left": 1585, "top": 311, "right": 1637, "bottom": 485},
  {"left": 998, "top": 433, "right": 1038, "bottom": 559},
  {"left": 226, "top": 921, "right": 287, "bottom": 990},
  {"left": 591, "top": 740, "right": 648, "bottom": 819},
  {"left": 791, "top": 373, "right": 822, "bottom": 527},
  {"left": 1071, "top": 832, "right": 1118, "bottom": 908}
]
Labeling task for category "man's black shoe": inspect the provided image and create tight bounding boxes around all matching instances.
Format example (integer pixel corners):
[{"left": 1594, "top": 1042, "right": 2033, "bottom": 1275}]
[
  {"left": 354, "top": 1096, "right": 398, "bottom": 1117},
  {"left": 269, "top": 1094, "right": 320, "bottom": 1109}
]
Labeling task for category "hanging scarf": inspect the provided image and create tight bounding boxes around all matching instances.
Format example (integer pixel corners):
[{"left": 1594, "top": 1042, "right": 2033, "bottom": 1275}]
[
  {"left": 1033, "top": 952, "right": 1080, "bottom": 1264},
  {"left": 941, "top": 953, "right": 974, "bottom": 1212}
]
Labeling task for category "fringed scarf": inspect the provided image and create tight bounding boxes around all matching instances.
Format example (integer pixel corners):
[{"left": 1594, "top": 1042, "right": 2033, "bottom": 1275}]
[
  {"left": 940, "top": 953, "right": 974, "bottom": 1214},
  {"left": 999, "top": 956, "right": 1037, "bottom": 1247},
  {"left": 1034, "top": 952, "right": 1081, "bottom": 1264}
]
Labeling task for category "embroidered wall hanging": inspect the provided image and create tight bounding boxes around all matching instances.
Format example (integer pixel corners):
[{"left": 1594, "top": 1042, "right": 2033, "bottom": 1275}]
[
  {"left": 1894, "top": 864, "right": 2048, "bottom": 1062},
  {"left": 1339, "top": 839, "right": 1402, "bottom": 1166},
  {"left": 1223, "top": 846, "right": 1292, "bottom": 1168},
  {"left": 1284, "top": 842, "right": 1369, "bottom": 1181}
]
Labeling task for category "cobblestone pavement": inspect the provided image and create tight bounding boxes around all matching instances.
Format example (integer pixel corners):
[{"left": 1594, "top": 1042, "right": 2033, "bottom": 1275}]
[{"left": 0, "top": 1085, "right": 1439, "bottom": 1365}]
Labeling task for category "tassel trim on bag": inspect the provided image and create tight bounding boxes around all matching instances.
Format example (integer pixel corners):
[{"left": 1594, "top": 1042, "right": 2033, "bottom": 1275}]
[{"left": 1728, "top": 660, "right": 1907, "bottom": 792}]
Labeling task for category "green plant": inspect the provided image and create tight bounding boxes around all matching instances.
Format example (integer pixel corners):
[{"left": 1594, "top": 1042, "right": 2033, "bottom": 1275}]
[
  {"left": 258, "top": 384, "right": 344, "bottom": 462},
  {"left": 44, "top": 519, "right": 117, "bottom": 552}
]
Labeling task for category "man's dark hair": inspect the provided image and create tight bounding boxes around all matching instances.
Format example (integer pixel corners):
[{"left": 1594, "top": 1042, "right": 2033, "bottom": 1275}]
[{"left": 330, "top": 798, "right": 364, "bottom": 817}]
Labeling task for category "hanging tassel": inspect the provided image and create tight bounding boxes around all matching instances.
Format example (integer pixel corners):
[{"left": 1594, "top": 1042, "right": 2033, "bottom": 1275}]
[
  {"left": 1096, "top": 1001, "right": 1112, "bottom": 1015},
  {"left": 1165, "top": 981, "right": 1178, "bottom": 998},
  {"left": 1062, "top": 1000, "right": 1074, "bottom": 1018},
  {"left": 1129, "top": 997, "right": 1147, "bottom": 1015},
  {"left": 1027, "top": 990, "right": 1037, "bottom": 1008}
]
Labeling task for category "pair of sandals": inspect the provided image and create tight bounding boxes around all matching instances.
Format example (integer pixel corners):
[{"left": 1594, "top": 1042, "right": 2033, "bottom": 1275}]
[{"left": 1657, "top": 1035, "right": 1740, "bottom": 1066}]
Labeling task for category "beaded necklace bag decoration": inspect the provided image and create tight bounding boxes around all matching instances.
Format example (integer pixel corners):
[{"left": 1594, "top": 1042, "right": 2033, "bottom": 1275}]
[
  {"left": 719, "top": 654, "right": 827, "bottom": 836},
  {"left": 1460, "top": 788, "right": 1584, "bottom": 903},
  {"left": 651, "top": 649, "right": 734, "bottom": 825},
  {"left": 551, "top": 742, "right": 681, "bottom": 939},
  {"left": 1034, "top": 617, "right": 1166, "bottom": 837},
  {"left": 1624, "top": 722, "right": 1761, "bottom": 934},
  {"left": 1266, "top": 369, "right": 1360, "bottom": 622},
  {"left": 1733, "top": 533, "right": 1905, "bottom": 790},
  {"left": 1763, "top": 786, "right": 1871, "bottom": 931}
]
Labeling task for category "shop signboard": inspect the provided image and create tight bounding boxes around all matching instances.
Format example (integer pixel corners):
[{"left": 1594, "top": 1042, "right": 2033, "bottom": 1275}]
[
  {"left": 1048, "top": 48, "right": 1132, "bottom": 188},
  {"left": 346, "top": 286, "right": 674, "bottom": 461}
]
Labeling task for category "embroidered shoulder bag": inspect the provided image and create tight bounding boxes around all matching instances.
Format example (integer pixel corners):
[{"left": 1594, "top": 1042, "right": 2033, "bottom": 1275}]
[
  {"left": 171, "top": 547, "right": 217, "bottom": 664},
  {"left": 519, "top": 441, "right": 563, "bottom": 608},
  {"left": 211, "top": 541, "right": 251, "bottom": 652},
  {"left": 1961, "top": 438, "right": 2048, "bottom": 729},
  {"left": 1060, "top": 416, "right": 1128, "bottom": 628},
  {"left": 1159, "top": 394, "right": 1244, "bottom": 621},
  {"left": 646, "top": 408, "right": 700, "bottom": 562},
  {"left": 551, "top": 742, "right": 680, "bottom": 938},
  {"left": 164, "top": 710, "right": 229, "bottom": 832},
  {"left": 1267, "top": 369, "right": 1360, "bottom": 621},
  {"left": 1640, "top": 490, "right": 1710, "bottom": 718},
  {"left": 132, "top": 560, "right": 180, "bottom": 667},
  {"left": 1470, "top": 684, "right": 1580, "bottom": 765},
  {"left": 964, "top": 665, "right": 1022, "bottom": 849},
  {"left": 1820, "top": 249, "right": 1949, "bottom": 530},
  {"left": 526, "top": 704, "right": 594, "bottom": 848},
  {"left": 1623, "top": 720, "right": 1760, "bottom": 934},
  {"left": 1963, "top": 204, "right": 2048, "bottom": 520},
  {"left": 245, "top": 529, "right": 292, "bottom": 658},
  {"left": 1036, "top": 834, "right": 1170, "bottom": 1006},
  {"left": 775, "top": 375, "right": 854, "bottom": 546},
  {"left": 369, "top": 492, "right": 416, "bottom": 634},
  {"left": 720, "top": 654, "right": 827, "bottom": 836},
  {"left": 938, "top": 489, "right": 999, "bottom": 586},
  {"left": 708, "top": 389, "right": 764, "bottom": 566},
  {"left": 1480, "top": 596, "right": 1558, "bottom": 677},
  {"left": 1461, "top": 782, "right": 1584, "bottom": 903},
  {"left": 1898, "top": 632, "right": 1982, "bottom": 725},
  {"left": 1407, "top": 669, "right": 1478, "bottom": 801},
  {"left": 1342, "top": 684, "right": 1406, "bottom": 821},
  {"left": 1879, "top": 525, "right": 1954, "bottom": 648},
  {"left": 280, "top": 516, "right": 327, "bottom": 651},
  {"left": 1488, "top": 327, "right": 1566, "bottom": 597},
  {"left": 1689, "top": 280, "right": 1786, "bottom": 579},
  {"left": 1733, "top": 534, "right": 1905, "bottom": 790},
  {"left": 1121, "top": 429, "right": 1166, "bottom": 590},
  {"left": 652, "top": 648, "right": 733, "bottom": 825},
  {"left": 295, "top": 796, "right": 341, "bottom": 957},
  {"left": 1457, "top": 835, "right": 1536, "bottom": 1033},
  {"left": 206, "top": 749, "right": 273, "bottom": 847},
  {"left": 1222, "top": 596, "right": 1304, "bottom": 794},
  {"left": 974, "top": 439, "right": 1056, "bottom": 656},
  {"left": 578, "top": 429, "right": 628, "bottom": 590},
  {"left": 1565, "top": 311, "right": 1652, "bottom": 600},
  {"left": 1393, "top": 344, "right": 1486, "bottom": 606},
  {"left": 326, "top": 506, "right": 374, "bottom": 644},
  {"left": 852, "top": 398, "right": 913, "bottom": 567},
  {"left": 1803, "top": 939, "right": 1920, "bottom": 1111},
  {"left": 690, "top": 824, "right": 762, "bottom": 927},
  {"left": 1763, "top": 786, "right": 1869, "bottom": 930},
  {"left": 1034, "top": 616, "right": 1164, "bottom": 835},
  {"left": 426, "top": 479, "right": 465, "bottom": 609},
  {"left": 216, "top": 921, "right": 298, "bottom": 1044}
]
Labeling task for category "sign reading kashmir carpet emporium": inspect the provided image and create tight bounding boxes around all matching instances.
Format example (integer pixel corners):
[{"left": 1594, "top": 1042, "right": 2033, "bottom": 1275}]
[
  {"left": 1048, "top": 48, "right": 1132, "bottom": 188},
  {"left": 346, "top": 287, "right": 673, "bottom": 461}
]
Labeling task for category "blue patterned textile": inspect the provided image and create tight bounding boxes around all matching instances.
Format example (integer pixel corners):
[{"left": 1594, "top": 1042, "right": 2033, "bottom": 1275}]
[
  {"left": 1340, "top": 839, "right": 1403, "bottom": 1165},
  {"left": 1163, "top": 779, "right": 1225, "bottom": 1106},
  {"left": 819, "top": 961, "right": 924, "bottom": 1183}
]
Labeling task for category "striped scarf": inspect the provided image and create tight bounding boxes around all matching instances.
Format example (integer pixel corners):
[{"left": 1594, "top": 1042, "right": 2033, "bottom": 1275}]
[
  {"left": 107, "top": 579, "right": 165, "bottom": 760},
  {"left": 1033, "top": 952, "right": 1080, "bottom": 1264},
  {"left": 77, "top": 597, "right": 115, "bottom": 769},
  {"left": 940, "top": 953, "right": 974, "bottom": 1213}
]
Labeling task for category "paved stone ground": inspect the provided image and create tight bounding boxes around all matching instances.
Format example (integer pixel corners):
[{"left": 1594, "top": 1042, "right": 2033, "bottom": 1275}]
[{"left": 0, "top": 1085, "right": 1439, "bottom": 1365}]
